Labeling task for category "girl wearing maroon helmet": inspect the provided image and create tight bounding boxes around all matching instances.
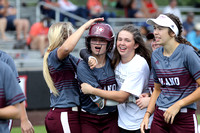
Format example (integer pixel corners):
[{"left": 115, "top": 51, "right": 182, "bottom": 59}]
[{"left": 77, "top": 23, "right": 120, "bottom": 133}]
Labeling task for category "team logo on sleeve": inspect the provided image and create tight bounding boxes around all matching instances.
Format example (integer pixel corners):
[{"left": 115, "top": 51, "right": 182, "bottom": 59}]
[
  {"left": 155, "top": 60, "right": 159, "bottom": 65},
  {"left": 94, "top": 26, "right": 104, "bottom": 34}
]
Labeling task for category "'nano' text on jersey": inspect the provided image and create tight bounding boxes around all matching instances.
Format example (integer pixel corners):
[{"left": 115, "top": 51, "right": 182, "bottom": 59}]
[{"left": 158, "top": 77, "right": 180, "bottom": 86}]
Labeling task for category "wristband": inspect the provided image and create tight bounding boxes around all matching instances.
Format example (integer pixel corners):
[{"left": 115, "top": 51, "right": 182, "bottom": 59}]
[
  {"left": 88, "top": 56, "right": 98, "bottom": 65},
  {"left": 146, "top": 111, "right": 151, "bottom": 115}
]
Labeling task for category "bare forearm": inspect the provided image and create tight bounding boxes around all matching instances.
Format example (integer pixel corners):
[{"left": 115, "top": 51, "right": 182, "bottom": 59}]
[
  {"left": 0, "top": 103, "right": 21, "bottom": 119},
  {"left": 177, "top": 87, "right": 200, "bottom": 108},
  {"left": 57, "top": 18, "right": 104, "bottom": 60},
  {"left": 146, "top": 83, "right": 161, "bottom": 114},
  {"left": 20, "top": 101, "right": 28, "bottom": 121},
  {"left": 91, "top": 88, "right": 129, "bottom": 103}
]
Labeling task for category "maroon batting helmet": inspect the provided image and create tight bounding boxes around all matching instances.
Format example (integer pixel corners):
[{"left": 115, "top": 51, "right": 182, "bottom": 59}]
[{"left": 85, "top": 23, "right": 115, "bottom": 53}]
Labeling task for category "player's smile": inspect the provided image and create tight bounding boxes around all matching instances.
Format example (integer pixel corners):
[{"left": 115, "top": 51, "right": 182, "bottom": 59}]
[
  {"left": 119, "top": 45, "right": 127, "bottom": 52},
  {"left": 116, "top": 30, "right": 138, "bottom": 63}
]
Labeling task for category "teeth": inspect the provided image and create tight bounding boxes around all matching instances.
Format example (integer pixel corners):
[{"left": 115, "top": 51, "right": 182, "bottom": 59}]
[
  {"left": 95, "top": 47, "right": 101, "bottom": 49},
  {"left": 120, "top": 47, "right": 126, "bottom": 50}
]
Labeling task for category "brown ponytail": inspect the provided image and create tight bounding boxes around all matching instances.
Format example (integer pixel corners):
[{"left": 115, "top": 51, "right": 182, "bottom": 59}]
[{"left": 165, "top": 13, "right": 199, "bottom": 52}]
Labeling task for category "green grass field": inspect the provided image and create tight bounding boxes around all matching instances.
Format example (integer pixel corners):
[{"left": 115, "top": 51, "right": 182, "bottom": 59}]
[
  {"left": 11, "top": 125, "right": 46, "bottom": 133},
  {"left": 11, "top": 115, "right": 200, "bottom": 133}
]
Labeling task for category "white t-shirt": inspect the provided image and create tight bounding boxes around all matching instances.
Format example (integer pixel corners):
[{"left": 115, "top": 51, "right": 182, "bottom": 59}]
[
  {"left": 58, "top": 0, "right": 78, "bottom": 12},
  {"left": 115, "top": 54, "right": 153, "bottom": 130}
]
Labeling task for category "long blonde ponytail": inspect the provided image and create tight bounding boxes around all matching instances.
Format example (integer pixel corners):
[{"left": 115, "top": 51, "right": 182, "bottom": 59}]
[{"left": 43, "top": 22, "right": 74, "bottom": 96}]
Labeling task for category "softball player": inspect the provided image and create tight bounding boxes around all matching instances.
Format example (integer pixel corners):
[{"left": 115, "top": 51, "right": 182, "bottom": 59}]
[
  {"left": 141, "top": 13, "right": 200, "bottom": 133},
  {"left": 0, "top": 61, "right": 26, "bottom": 133},
  {"left": 0, "top": 50, "right": 34, "bottom": 133},
  {"left": 77, "top": 23, "right": 119, "bottom": 133},
  {"left": 43, "top": 18, "right": 103, "bottom": 133}
]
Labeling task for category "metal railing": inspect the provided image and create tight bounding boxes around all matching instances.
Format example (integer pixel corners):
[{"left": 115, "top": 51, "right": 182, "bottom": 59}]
[
  {"left": 107, "top": 6, "right": 200, "bottom": 28},
  {"left": 36, "top": 1, "right": 88, "bottom": 24}
]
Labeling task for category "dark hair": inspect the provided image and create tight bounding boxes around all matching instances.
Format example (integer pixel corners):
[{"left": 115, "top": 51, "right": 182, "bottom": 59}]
[
  {"left": 165, "top": 13, "right": 199, "bottom": 52},
  {"left": 111, "top": 24, "right": 151, "bottom": 69}
]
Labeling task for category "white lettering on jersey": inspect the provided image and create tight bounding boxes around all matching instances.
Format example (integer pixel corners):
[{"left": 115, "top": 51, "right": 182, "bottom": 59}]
[
  {"left": 104, "top": 84, "right": 117, "bottom": 91},
  {"left": 158, "top": 77, "right": 180, "bottom": 86}
]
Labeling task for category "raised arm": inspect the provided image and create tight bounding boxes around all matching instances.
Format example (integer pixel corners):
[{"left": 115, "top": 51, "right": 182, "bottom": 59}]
[{"left": 57, "top": 18, "right": 104, "bottom": 60}]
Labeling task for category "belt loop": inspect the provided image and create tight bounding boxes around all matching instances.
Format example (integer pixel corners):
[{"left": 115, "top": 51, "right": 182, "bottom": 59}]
[{"left": 72, "top": 107, "right": 78, "bottom": 111}]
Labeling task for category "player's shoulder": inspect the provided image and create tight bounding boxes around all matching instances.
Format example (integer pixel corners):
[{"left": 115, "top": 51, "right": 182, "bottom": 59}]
[
  {"left": 180, "top": 44, "right": 199, "bottom": 56},
  {"left": 0, "top": 50, "right": 12, "bottom": 60},
  {"left": 77, "top": 60, "right": 90, "bottom": 72},
  {"left": 0, "top": 60, "right": 8, "bottom": 67},
  {"left": 0, "top": 60, "right": 12, "bottom": 72},
  {"left": 129, "top": 54, "right": 149, "bottom": 71}
]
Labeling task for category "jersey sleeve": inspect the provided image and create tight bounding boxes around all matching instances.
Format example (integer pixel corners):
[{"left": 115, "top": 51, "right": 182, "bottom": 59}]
[
  {"left": 1, "top": 62, "right": 26, "bottom": 106},
  {"left": 48, "top": 48, "right": 69, "bottom": 69},
  {"left": 184, "top": 48, "right": 200, "bottom": 80},
  {"left": 77, "top": 60, "right": 104, "bottom": 109},
  {"left": 77, "top": 60, "right": 101, "bottom": 88},
  {"left": 79, "top": 48, "right": 90, "bottom": 63},
  {"left": 151, "top": 54, "right": 160, "bottom": 84},
  {"left": 5, "top": 55, "right": 20, "bottom": 83},
  {"left": 0, "top": 51, "right": 20, "bottom": 82}
]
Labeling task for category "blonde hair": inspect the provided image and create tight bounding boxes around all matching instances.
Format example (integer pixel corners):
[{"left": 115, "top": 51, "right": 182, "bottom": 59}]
[{"left": 43, "top": 22, "right": 74, "bottom": 96}]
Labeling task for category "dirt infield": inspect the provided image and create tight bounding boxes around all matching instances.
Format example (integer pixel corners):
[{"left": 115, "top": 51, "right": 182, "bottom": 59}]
[{"left": 13, "top": 109, "right": 49, "bottom": 127}]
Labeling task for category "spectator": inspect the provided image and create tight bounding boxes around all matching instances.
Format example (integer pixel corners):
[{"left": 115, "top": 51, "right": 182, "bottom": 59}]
[
  {"left": 0, "top": 17, "right": 7, "bottom": 40},
  {"left": 0, "top": 0, "right": 30, "bottom": 41},
  {"left": 183, "top": 12, "right": 195, "bottom": 36},
  {"left": 141, "top": 0, "right": 160, "bottom": 18},
  {"left": 87, "top": 0, "right": 116, "bottom": 23},
  {"left": 26, "top": 17, "right": 50, "bottom": 57},
  {"left": 140, "top": 25, "right": 150, "bottom": 41},
  {"left": 39, "top": 0, "right": 60, "bottom": 20},
  {"left": 145, "top": 32, "right": 154, "bottom": 52},
  {"left": 0, "top": 60, "right": 26, "bottom": 133},
  {"left": 115, "top": 0, "right": 131, "bottom": 9},
  {"left": 58, "top": 0, "right": 89, "bottom": 26},
  {"left": 186, "top": 23, "right": 200, "bottom": 52},
  {"left": 128, "top": 0, "right": 146, "bottom": 18},
  {"left": 162, "top": 0, "right": 182, "bottom": 22}
]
